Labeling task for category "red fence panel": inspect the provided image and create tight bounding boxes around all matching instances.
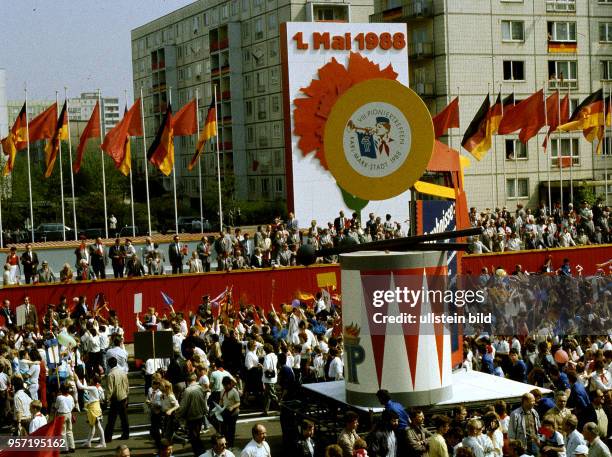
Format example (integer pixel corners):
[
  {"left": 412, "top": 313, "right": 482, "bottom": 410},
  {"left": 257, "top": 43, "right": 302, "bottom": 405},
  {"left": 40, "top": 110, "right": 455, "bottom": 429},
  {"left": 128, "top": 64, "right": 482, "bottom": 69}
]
[
  {"left": 461, "top": 244, "right": 612, "bottom": 277},
  {"left": 0, "top": 265, "right": 340, "bottom": 342}
]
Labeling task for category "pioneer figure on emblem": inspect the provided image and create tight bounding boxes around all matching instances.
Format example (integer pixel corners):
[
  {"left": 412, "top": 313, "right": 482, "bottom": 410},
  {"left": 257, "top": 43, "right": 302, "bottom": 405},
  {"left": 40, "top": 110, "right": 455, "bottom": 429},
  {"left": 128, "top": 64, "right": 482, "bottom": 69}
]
[{"left": 347, "top": 116, "right": 394, "bottom": 159}]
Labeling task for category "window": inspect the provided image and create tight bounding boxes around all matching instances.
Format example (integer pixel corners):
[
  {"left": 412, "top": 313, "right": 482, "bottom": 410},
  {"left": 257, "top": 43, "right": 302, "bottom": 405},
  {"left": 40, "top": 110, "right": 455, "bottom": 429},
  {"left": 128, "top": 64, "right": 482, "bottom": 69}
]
[
  {"left": 261, "top": 178, "right": 269, "bottom": 196},
  {"left": 257, "top": 98, "right": 267, "bottom": 120},
  {"left": 269, "top": 40, "right": 278, "bottom": 58},
  {"left": 270, "top": 68, "right": 279, "bottom": 85},
  {"left": 273, "top": 149, "right": 282, "bottom": 167},
  {"left": 242, "top": 0, "right": 249, "bottom": 12},
  {"left": 501, "top": 21, "right": 525, "bottom": 42},
  {"left": 246, "top": 100, "right": 253, "bottom": 117},
  {"left": 548, "top": 60, "right": 577, "bottom": 80},
  {"left": 503, "top": 61, "right": 525, "bottom": 81},
  {"left": 193, "top": 16, "right": 200, "bottom": 33},
  {"left": 505, "top": 139, "right": 527, "bottom": 160},
  {"left": 247, "top": 127, "right": 254, "bottom": 143},
  {"left": 272, "top": 123, "right": 281, "bottom": 138},
  {"left": 546, "top": 0, "right": 575, "bottom": 12},
  {"left": 601, "top": 61, "right": 612, "bottom": 80},
  {"left": 506, "top": 178, "right": 529, "bottom": 199},
  {"left": 243, "top": 22, "right": 250, "bottom": 40},
  {"left": 271, "top": 95, "right": 280, "bottom": 113},
  {"left": 255, "top": 18, "right": 264, "bottom": 40},
  {"left": 204, "top": 12, "right": 210, "bottom": 26},
  {"left": 231, "top": 0, "right": 239, "bottom": 16},
  {"left": 551, "top": 138, "right": 579, "bottom": 167},
  {"left": 256, "top": 72, "right": 266, "bottom": 92},
  {"left": 244, "top": 74, "right": 251, "bottom": 90},
  {"left": 254, "top": 0, "right": 263, "bottom": 9},
  {"left": 600, "top": 22, "right": 612, "bottom": 42},
  {"left": 243, "top": 50, "right": 251, "bottom": 63},
  {"left": 547, "top": 22, "right": 576, "bottom": 42},
  {"left": 602, "top": 137, "right": 612, "bottom": 156},
  {"left": 221, "top": 4, "right": 229, "bottom": 20},
  {"left": 275, "top": 178, "right": 283, "bottom": 194},
  {"left": 248, "top": 178, "right": 256, "bottom": 193},
  {"left": 268, "top": 13, "right": 277, "bottom": 32}
]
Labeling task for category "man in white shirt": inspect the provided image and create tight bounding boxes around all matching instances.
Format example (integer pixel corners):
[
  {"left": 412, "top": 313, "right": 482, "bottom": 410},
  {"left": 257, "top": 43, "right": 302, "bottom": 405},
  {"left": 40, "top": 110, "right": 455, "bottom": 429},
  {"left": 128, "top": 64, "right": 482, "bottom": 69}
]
[
  {"left": 564, "top": 415, "right": 586, "bottom": 457},
  {"left": 199, "top": 433, "right": 235, "bottom": 457},
  {"left": 13, "top": 378, "right": 31, "bottom": 435},
  {"left": 241, "top": 424, "right": 271, "bottom": 457},
  {"left": 55, "top": 384, "right": 76, "bottom": 452},
  {"left": 328, "top": 348, "right": 344, "bottom": 381},
  {"left": 106, "top": 336, "right": 129, "bottom": 373}
]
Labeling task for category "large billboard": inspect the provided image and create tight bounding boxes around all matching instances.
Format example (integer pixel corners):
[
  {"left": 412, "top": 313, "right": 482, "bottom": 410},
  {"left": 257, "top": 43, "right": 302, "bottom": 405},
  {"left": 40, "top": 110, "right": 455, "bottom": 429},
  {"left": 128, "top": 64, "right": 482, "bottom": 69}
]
[{"left": 281, "top": 22, "right": 418, "bottom": 228}]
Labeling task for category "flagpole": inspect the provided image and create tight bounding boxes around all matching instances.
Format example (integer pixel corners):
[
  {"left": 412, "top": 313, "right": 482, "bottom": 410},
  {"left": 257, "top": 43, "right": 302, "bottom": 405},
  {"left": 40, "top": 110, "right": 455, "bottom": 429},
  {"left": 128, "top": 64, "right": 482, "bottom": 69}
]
[
  {"left": 513, "top": 84, "right": 518, "bottom": 206},
  {"left": 168, "top": 88, "right": 179, "bottom": 235},
  {"left": 214, "top": 85, "right": 223, "bottom": 231},
  {"left": 543, "top": 84, "right": 551, "bottom": 212},
  {"left": 195, "top": 89, "right": 203, "bottom": 234},
  {"left": 125, "top": 90, "right": 136, "bottom": 238},
  {"left": 55, "top": 92, "right": 66, "bottom": 241},
  {"left": 139, "top": 88, "right": 151, "bottom": 236},
  {"left": 606, "top": 83, "right": 610, "bottom": 204},
  {"left": 24, "top": 85, "right": 35, "bottom": 243},
  {"left": 65, "top": 88, "right": 78, "bottom": 241},
  {"left": 557, "top": 87, "right": 563, "bottom": 211},
  {"left": 97, "top": 90, "right": 109, "bottom": 239},
  {"left": 500, "top": 84, "right": 507, "bottom": 203},
  {"left": 568, "top": 83, "right": 574, "bottom": 204}
]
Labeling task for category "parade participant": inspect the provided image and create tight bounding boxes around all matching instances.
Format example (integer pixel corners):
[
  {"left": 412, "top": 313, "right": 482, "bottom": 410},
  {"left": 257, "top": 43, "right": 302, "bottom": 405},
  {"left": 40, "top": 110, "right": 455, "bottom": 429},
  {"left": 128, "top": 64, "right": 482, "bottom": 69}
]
[
  {"left": 54, "top": 383, "right": 76, "bottom": 453},
  {"left": 241, "top": 424, "right": 271, "bottom": 457},
  {"left": 28, "top": 400, "right": 46, "bottom": 434},
  {"left": 200, "top": 433, "right": 235, "bottom": 457},
  {"left": 76, "top": 373, "right": 106, "bottom": 448},
  {"left": 104, "top": 357, "right": 130, "bottom": 443}
]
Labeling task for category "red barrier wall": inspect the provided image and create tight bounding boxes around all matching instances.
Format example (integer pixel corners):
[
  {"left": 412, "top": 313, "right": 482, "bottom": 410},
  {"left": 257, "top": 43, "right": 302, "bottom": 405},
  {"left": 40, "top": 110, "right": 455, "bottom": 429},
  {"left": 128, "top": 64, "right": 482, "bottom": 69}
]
[
  {"left": 461, "top": 244, "right": 612, "bottom": 277},
  {"left": 0, "top": 265, "right": 340, "bottom": 342}
]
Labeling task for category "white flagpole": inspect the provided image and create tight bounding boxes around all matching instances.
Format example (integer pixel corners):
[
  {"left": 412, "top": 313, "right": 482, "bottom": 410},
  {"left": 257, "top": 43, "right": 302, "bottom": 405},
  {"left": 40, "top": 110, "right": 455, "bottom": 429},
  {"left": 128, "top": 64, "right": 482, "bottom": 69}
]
[
  {"left": 557, "top": 87, "right": 563, "bottom": 211},
  {"left": 195, "top": 89, "right": 203, "bottom": 234},
  {"left": 55, "top": 92, "right": 66, "bottom": 241},
  {"left": 543, "top": 84, "right": 551, "bottom": 212},
  {"left": 98, "top": 90, "right": 109, "bottom": 238},
  {"left": 568, "top": 83, "right": 574, "bottom": 204},
  {"left": 24, "top": 85, "right": 35, "bottom": 242},
  {"left": 606, "top": 83, "right": 610, "bottom": 203},
  {"left": 499, "top": 84, "right": 507, "bottom": 203},
  {"left": 125, "top": 90, "right": 136, "bottom": 238},
  {"left": 64, "top": 88, "right": 78, "bottom": 240},
  {"left": 168, "top": 88, "right": 179, "bottom": 235},
  {"left": 139, "top": 88, "right": 151, "bottom": 236},
  {"left": 214, "top": 85, "right": 223, "bottom": 231}
]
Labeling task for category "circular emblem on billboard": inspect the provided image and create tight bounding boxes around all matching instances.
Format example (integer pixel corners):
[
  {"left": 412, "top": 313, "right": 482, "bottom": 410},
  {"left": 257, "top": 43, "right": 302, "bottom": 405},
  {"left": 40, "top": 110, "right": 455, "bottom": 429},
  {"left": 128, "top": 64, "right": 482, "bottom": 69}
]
[
  {"left": 324, "top": 79, "right": 434, "bottom": 201},
  {"left": 343, "top": 102, "right": 410, "bottom": 178}
]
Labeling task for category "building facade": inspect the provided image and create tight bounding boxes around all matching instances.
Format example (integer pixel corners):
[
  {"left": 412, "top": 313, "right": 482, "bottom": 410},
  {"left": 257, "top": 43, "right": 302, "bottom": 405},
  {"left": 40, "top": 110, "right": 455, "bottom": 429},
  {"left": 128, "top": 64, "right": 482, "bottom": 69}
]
[
  {"left": 131, "top": 0, "right": 374, "bottom": 203},
  {"left": 371, "top": 0, "right": 612, "bottom": 210},
  {"left": 67, "top": 92, "right": 120, "bottom": 134}
]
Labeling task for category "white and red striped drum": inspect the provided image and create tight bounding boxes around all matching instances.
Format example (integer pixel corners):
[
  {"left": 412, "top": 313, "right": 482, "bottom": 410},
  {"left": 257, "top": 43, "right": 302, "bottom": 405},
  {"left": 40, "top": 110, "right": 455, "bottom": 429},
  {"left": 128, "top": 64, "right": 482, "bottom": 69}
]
[{"left": 340, "top": 250, "right": 453, "bottom": 407}]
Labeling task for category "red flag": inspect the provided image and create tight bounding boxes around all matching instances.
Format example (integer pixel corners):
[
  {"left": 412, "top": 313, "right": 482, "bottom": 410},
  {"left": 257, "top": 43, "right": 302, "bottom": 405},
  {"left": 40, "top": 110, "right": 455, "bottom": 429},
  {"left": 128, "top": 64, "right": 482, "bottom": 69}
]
[
  {"left": 101, "top": 99, "right": 141, "bottom": 175},
  {"left": 432, "top": 97, "right": 459, "bottom": 138},
  {"left": 498, "top": 89, "right": 545, "bottom": 144},
  {"left": 0, "top": 416, "right": 64, "bottom": 457},
  {"left": 28, "top": 103, "right": 57, "bottom": 143},
  {"left": 560, "top": 156, "right": 572, "bottom": 168},
  {"left": 74, "top": 101, "right": 100, "bottom": 173},
  {"left": 172, "top": 99, "right": 197, "bottom": 136},
  {"left": 1, "top": 103, "right": 27, "bottom": 176}
]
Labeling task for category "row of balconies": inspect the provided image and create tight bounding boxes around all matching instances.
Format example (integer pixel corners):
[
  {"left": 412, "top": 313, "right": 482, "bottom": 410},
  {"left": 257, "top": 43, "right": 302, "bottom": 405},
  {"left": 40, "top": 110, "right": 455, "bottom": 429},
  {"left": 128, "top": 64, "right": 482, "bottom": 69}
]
[
  {"left": 210, "top": 39, "right": 229, "bottom": 53},
  {"left": 370, "top": 0, "right": 433, "bottom": 22}
]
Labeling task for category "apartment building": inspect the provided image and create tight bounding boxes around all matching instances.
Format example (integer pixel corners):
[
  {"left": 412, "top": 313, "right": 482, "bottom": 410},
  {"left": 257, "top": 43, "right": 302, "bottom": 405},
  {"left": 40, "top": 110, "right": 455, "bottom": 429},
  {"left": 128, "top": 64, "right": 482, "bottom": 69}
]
[
  {"left": 371, "top": 0, "right": 612, "bottom": 210},
  {"left": 131, "top": 0, "right": 373, "bottom": 203}
]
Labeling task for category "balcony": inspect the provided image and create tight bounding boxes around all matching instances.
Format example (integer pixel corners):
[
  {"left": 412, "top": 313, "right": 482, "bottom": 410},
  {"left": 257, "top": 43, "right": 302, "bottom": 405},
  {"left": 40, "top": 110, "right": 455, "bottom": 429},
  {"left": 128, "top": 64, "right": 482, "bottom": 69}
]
[
  {"left": 223, "top": 142, "right": 233, "bottom": 150},
  {"left": 548, "top": 79, "right": 577, "bottom": 90},
  {"left": 219, "top": 39, "right": 229, "bottom": 50},
  {"left": 222, "top": 90, "right": 231, "bottom": 100},
  {"left": 370, "top": 0, "right": 433, "bottom": 22},
  {"left": 414, "top": 82, "right": 435, "bottom": 98},
  {"left": 210, "top": 41, "right": 219, "bottom": 52},
  {"left": 547, "top": 41, "right": 577, "bottom": 54},
  {"left": 545, "top": 0, "right": 575, "bottom": 12},
  {"left": 258, "top": 137, "right": 268, "bottom": 147},
  {"left": 408, "top": 41, "right": 434, "bottom": 58}
]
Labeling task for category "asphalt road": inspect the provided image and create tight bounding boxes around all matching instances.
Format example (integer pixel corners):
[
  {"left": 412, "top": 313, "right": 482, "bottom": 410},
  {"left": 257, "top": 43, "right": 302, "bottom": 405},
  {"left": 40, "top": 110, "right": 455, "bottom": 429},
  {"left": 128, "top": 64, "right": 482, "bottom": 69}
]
[{"left": 69, "top": 379, "right": 284, "bottom": 457}]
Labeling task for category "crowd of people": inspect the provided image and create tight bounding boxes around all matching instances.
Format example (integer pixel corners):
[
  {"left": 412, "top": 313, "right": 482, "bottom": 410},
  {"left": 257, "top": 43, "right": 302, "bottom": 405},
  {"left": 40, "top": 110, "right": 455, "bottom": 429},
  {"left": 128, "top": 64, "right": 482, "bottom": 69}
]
[
  {"left": 467, "top": 199, "right": 612, "bottom": 254},
  {"left": 1, "top": 210, "right": 408, "bottom": 285}
]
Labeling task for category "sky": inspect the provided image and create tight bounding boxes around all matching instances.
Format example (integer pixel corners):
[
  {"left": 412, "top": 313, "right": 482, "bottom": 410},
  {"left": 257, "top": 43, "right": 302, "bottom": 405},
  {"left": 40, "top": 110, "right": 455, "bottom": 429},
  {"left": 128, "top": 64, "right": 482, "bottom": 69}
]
[{"left": 0, "top": 0, "right": 195, "bottom": 101}]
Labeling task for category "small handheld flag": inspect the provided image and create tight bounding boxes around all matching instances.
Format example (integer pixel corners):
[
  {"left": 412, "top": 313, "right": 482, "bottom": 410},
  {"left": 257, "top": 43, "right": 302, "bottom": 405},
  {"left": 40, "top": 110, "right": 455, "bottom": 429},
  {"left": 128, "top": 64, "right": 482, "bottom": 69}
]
[{"left": 160, "top": 291, "right": 174, "bottom": 308}]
